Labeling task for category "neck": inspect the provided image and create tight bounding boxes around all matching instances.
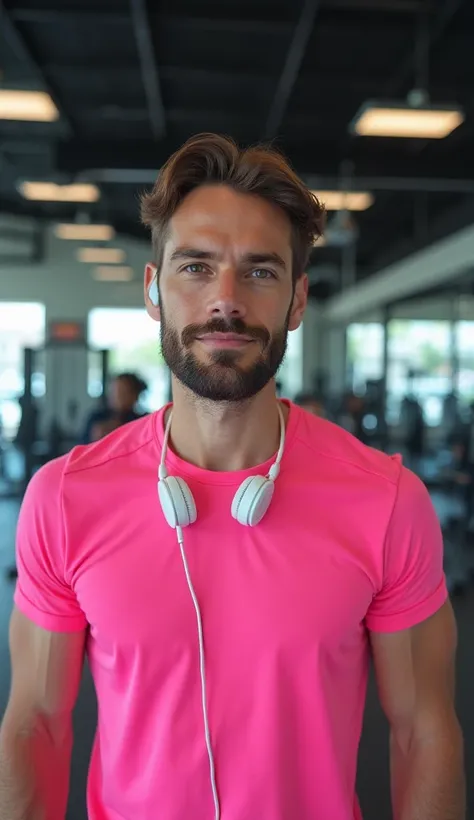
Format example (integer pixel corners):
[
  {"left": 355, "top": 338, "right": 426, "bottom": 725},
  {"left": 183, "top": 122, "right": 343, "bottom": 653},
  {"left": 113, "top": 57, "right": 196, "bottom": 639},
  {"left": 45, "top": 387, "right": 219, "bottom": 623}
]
[{"left": 166, "top": 380, "right": 286, "bottom": 471}]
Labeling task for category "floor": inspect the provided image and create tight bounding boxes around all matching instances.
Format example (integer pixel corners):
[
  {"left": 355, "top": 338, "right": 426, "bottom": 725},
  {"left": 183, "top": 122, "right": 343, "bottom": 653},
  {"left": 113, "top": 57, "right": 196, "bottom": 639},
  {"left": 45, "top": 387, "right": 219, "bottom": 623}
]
[{"left": 0, "top": 495, "right": 472, "bottom": 820}]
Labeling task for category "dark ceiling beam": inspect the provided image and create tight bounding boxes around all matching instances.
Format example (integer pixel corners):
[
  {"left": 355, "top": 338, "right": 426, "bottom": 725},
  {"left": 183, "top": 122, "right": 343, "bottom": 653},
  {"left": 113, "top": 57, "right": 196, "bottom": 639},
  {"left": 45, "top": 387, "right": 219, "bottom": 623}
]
[
  {"left": 130, "top": 0, "right": 166, "bottom": 140},
  {"left": 10, "top": 9, "right": 292, "bottom": 36},
  {"left": 85, "top": 168, "right": 474, "bottom": 195},
  {"left": 327, "top": 0, "right": 425, "bottom": 10},
  {"left": 0, "top": 225, "right": 37, "bottom": 242},
  {"left": 55, "top": 139, "right": 474, "bottom": 192},
  {"left": 76, "top": 106, "right": 259, "bottom": 129},
  {"left": 39, "top": 62, "right": 473, "bottom": 102},
  {"left": 0, "top": 0, "right": 74, "bottom": 136},
  {"left": 0, "top": 138, "right": 51, "bottom": 153},
  {"left": 10, "top": 0, "right": 426, "bottom": 19},
  {"left": 385, "top": 0, "right": 466, "bottom": 94},
  {"left": 263, "top": 0, "right": 321, "bottom": 140},
  {"left": 154, "top": 16, "right": 291, "bottom": 35},
  {"left": 10, "top": 8, "right": 131, "bottom": 25},
  {"left": 310, "top": 176, "right": 474, "bottom": 194},
  {"left": 369, "top": 193, "right": 474, "bottom": 274}
]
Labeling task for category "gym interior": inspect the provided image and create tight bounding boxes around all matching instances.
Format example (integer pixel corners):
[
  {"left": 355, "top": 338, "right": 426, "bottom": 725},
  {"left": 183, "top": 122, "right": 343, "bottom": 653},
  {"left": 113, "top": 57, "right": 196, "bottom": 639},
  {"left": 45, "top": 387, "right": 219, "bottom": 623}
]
[{"left": 1, "top": 1, "right": 474, "bottom": 817}]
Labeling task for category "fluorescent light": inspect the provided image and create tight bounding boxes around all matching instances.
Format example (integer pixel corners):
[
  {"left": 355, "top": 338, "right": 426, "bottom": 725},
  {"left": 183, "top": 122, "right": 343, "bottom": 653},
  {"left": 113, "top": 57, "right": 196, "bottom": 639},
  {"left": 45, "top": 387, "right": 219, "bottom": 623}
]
[
  {"left": 312, "top": 190, "right": 374, "bottom": 211},
  {"left": 93, "top": 266, "right": 134, "bottom": 282},
  {"left": 0, "top": 89, "right": 59, "bottom": 122},
  {"left": 55, "top": 223, "right": 115, "bottom": 241},
  {"left": 351, "top": 102, "right": 464, "bottom": 139},
  {"left": 77, "top": 247, "right": 125, "bottom": 264},
  {"left": 20, "top": 182, "right": 100, "bottom": 202}
]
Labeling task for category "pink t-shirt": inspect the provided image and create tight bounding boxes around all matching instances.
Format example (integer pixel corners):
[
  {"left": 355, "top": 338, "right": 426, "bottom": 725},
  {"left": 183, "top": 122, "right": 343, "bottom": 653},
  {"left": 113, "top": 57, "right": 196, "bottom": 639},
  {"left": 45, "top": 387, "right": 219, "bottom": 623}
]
[{"left": 14, "top": 401, "right": 447, "bottom": 820}]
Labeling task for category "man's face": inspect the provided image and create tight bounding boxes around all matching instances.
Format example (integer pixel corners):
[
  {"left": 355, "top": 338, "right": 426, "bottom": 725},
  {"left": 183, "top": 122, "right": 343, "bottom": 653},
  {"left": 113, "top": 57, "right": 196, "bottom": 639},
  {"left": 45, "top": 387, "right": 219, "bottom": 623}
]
[{"left": 146, "top": 185, "right": 307, "bottom": 402}]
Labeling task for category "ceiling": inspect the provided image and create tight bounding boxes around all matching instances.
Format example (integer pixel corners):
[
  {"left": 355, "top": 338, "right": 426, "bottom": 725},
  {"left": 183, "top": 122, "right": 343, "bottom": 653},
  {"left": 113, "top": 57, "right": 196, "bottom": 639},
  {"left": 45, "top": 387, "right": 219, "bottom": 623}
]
[{"left": 1, "top": 0, "right": 474, "bottom": 301}]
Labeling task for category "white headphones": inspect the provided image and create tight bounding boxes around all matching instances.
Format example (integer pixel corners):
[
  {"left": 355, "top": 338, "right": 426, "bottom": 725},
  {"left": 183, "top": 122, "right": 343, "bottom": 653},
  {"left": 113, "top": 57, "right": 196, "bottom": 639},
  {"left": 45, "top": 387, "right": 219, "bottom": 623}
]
[
  {"left": 158, "top": 401, "right": 285, "bottom": 529},
  {"left": 148, "top": 276, "right": 159, "bottom": 307}
]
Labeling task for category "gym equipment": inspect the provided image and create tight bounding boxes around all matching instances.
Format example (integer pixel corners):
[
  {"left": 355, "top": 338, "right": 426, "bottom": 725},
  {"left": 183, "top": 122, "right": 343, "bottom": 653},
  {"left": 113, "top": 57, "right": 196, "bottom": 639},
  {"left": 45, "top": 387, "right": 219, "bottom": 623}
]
[{"left": 19, "top": 343, "right": 109, "bottom": 485}]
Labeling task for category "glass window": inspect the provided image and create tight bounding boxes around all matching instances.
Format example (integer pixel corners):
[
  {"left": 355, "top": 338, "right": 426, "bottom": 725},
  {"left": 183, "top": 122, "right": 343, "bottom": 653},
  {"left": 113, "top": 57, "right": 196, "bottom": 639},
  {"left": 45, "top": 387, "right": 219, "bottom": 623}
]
[
  {"left": 386, "top": 320, "right": 451, "bottom": 427},
  {"left": 88, "top": 308, "right": 169, "bottom": 411},
  {"left": 346, "top": 323, "right": 384, "bottom": 392},
  {"left": 455, "top": 322, "right": 474, "bottom": 406},
  {"left": 0, "top": 302, "right": 45, "bottom": 439},
  {"left": 277, "top": 325, "right": 303, "bottom": 398}
]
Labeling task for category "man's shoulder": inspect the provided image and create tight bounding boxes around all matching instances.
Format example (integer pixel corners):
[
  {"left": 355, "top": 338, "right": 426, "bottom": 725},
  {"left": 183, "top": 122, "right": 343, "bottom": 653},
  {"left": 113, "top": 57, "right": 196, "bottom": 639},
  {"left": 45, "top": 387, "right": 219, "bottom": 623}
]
[
  {"left": 31, "top": 413, "right": 158, "bottom": 495},
  {"left": 67, "top": 412, "right": 157, "bottom": 475},
  {"left": 292, "top": 406, "right": 401, "bottom": 487}
]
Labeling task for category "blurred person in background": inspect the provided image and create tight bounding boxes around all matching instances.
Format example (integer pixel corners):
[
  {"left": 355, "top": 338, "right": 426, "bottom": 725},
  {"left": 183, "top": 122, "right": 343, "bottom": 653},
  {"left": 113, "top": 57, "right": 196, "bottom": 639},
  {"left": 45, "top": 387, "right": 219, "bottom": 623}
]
[
  {"left": 295, "top": 391, "right": 326, "bottom": 417},
  {"left": 82, "top": 372, "right": 148, "bottom": 443},
  {"left": 339, "top": 391, "right": 365, "bottom": 439}
]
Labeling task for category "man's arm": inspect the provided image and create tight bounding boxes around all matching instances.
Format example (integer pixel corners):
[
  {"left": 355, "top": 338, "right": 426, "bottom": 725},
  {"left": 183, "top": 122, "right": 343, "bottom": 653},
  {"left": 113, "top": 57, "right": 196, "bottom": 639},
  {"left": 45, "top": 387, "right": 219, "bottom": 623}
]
[
  {"left": 0, "top": 607, "right": 86, "bottom": 820},
  {"left": 370, "top": 600, "right": 465, "bottom": 820}
]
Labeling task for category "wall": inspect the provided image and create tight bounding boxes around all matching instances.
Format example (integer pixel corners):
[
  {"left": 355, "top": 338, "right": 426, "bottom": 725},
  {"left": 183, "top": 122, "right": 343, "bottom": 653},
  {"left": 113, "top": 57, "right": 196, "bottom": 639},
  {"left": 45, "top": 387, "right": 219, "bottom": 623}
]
[
  {"left": 348, "top": 295, "right": 474, "bottom": 323},
  {"left": 324, "top": 223, "right": 474, "bottom": 322},
  {"left": 302, "top": 301, "right": 324, "bottom": 390},
  {"left": 0, "top": 225, "right": 150, "bottom": 313},
  {"left": 0, "top": 223, "right": 152, "bottom": 432}
]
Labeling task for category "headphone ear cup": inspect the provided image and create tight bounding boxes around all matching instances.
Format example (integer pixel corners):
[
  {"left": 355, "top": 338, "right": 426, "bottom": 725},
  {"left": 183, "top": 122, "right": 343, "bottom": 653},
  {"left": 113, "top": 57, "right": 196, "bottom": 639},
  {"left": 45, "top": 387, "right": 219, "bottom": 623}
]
[
  {"left": 148, "top": 279, "right": 159, "bottom": 307},
  {"left": 231, "top": 475, "right": 275, "bottom": 527},
  {"left": 158, "top": 475, "right": 197, "bottom": 528}
]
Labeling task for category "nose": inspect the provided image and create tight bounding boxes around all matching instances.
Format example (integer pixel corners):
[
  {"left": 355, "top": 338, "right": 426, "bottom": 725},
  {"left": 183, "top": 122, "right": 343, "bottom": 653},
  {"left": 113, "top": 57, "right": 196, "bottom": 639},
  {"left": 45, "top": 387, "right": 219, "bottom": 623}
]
[{"left": 206, "top": 271, "right": 246, "bottom": 321}]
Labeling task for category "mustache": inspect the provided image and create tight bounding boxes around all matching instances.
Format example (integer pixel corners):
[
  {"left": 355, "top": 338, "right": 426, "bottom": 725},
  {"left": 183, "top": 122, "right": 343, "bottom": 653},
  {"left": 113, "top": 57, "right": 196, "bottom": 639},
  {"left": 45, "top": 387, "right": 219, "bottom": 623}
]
[{"left": 181, "top": 318, "right": 270, "bottom": 348}]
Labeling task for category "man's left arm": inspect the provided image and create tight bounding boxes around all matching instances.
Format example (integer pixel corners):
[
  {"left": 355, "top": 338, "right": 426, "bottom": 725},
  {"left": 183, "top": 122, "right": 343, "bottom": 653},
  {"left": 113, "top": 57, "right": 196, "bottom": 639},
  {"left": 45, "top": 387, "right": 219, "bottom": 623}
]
[{"left": 370, "top": 601, "right": 465, "bottom": 820}]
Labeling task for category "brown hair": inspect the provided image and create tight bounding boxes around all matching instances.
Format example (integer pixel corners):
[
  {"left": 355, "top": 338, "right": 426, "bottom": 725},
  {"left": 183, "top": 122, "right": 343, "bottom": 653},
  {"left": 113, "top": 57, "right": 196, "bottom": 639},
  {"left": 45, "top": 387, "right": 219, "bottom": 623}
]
[{"left": 140, "top": 133, "right": 325, "bottom": 283}]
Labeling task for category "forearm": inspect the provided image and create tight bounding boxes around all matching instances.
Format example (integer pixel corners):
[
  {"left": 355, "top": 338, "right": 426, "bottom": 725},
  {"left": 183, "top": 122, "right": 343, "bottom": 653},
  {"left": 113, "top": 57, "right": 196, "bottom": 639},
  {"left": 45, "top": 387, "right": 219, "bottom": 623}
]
[
  {"left": 390, "top": 722, "right": 466, "bottom": 820},
  {"left": 0, "top": 713, "right": 72, "bottom": 820}
]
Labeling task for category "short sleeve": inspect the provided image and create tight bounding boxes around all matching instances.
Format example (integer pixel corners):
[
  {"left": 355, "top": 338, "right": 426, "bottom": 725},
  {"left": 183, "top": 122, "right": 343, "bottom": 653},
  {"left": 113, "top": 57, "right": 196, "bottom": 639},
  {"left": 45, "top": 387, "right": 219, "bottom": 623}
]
[
  {"left": 365, "top": 465, "right": 448, "bottom": 633},
  {"left": 13, "top": 458, "right": 88, "bottom": 633}
]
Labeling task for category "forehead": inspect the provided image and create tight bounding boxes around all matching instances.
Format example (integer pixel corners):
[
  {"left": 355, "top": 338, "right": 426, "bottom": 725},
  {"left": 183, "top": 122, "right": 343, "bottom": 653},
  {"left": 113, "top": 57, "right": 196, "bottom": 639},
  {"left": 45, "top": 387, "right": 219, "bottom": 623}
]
[{"left": 166, "top": 185, "right": 292, "bottom": 255}]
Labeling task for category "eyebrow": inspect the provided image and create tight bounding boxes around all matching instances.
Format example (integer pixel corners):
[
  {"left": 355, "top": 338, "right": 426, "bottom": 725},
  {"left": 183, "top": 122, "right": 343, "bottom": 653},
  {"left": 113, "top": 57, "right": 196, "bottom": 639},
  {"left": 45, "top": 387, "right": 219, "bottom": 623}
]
[{"left": 169, "top": 247, "right": 287, "bottom": 271}]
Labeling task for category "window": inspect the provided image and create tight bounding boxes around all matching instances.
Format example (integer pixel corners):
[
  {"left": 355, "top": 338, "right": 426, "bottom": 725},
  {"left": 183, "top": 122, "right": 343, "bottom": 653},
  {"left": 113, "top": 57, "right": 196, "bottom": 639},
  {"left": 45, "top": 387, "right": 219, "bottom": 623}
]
[
  {"left": 277, "top": 325, "right": 303, "bottom": 398},
  {"left": 386, "top": 320, "right": 451, "bottom": 427},
  {"left": 0, "top": 302, "right": 45, "bottom": 439},
  {"left": 346, "top": 323, "right": 385, "bottom": 391},
  {"left": 455, "top": 322, "right": 474, "bottom": 405},
  {"left": 88, "top": 308, "right": 169, "bottom": 411}
]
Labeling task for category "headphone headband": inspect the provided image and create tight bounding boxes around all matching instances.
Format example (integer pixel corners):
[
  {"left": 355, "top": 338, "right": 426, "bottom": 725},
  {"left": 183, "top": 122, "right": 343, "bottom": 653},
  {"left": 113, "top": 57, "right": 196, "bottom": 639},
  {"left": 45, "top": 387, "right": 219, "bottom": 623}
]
[{"left": 159, "top": 402, "right": 285, "bottom": 480}]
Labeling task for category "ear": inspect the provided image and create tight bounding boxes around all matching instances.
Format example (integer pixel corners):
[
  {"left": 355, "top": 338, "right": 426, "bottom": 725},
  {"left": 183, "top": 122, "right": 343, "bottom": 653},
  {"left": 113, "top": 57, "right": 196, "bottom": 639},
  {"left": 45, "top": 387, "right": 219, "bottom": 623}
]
[
  {"left": 288, "top": 273, "right": 308, "bottom": 331},
  {"left": 144, "top": 263, "right": 161, "bottom": 322}
]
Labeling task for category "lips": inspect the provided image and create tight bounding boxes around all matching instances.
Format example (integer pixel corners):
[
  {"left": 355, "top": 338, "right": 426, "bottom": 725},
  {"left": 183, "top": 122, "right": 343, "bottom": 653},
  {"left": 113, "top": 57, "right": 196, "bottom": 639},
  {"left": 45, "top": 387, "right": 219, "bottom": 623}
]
[
  {"left": 197, "top": 333, "right": 253, "bottom": 342},
  {"left": 196, "top": 333, "right": 254, "bottom": 349}
]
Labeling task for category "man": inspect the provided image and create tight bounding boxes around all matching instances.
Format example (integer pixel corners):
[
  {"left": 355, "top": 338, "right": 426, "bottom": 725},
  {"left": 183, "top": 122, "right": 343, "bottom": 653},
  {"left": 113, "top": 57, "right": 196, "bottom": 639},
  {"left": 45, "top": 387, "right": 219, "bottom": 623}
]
[{"left": 0, "top": 134, "right": 465, "bottom": 820}]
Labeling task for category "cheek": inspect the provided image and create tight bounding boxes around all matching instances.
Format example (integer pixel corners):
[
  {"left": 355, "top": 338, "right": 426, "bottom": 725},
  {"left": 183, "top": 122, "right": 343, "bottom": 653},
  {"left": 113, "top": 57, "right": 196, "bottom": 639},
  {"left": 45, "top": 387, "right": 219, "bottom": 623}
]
[{"left": 163, "top": 285, "right": 197, "bottom": 319}]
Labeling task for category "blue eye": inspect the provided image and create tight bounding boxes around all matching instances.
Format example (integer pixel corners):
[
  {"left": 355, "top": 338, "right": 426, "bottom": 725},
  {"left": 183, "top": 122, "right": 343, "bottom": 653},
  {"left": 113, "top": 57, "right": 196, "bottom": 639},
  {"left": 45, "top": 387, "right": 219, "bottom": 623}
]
[
  {"left": 251, "top": 269, "right": 275, "bottom": 279},
  {"left": 184, "top": 263, "right": 206, "bottom": 273}
]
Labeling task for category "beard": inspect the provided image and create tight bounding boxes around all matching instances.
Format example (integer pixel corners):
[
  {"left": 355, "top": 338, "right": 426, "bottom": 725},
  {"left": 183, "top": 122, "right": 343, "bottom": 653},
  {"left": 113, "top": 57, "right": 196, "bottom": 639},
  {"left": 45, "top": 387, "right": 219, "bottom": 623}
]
[{"left": 160, "top": 305, "right": 291, "bottom": 403}]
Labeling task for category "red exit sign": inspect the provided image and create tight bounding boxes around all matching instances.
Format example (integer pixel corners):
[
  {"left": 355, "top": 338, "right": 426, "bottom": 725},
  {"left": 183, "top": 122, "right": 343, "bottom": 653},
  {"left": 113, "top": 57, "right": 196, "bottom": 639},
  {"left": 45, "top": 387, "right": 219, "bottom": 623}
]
[{"left": 48, "top": 321, "right": 86, "bottom": 344}]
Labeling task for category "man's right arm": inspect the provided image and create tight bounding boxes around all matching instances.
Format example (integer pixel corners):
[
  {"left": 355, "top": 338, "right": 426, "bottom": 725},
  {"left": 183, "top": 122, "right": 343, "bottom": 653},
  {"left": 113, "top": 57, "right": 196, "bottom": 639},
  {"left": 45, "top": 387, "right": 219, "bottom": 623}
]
[{"left": 0, "top": 607, "right": 86, "bottom": 820}]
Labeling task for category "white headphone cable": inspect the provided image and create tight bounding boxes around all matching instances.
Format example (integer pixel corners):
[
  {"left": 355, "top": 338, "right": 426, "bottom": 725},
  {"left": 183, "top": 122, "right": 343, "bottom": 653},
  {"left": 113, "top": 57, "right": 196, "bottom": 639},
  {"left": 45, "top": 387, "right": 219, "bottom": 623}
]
[{"left": 176, "top": 525, "right": 220, "bottom": 820}]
